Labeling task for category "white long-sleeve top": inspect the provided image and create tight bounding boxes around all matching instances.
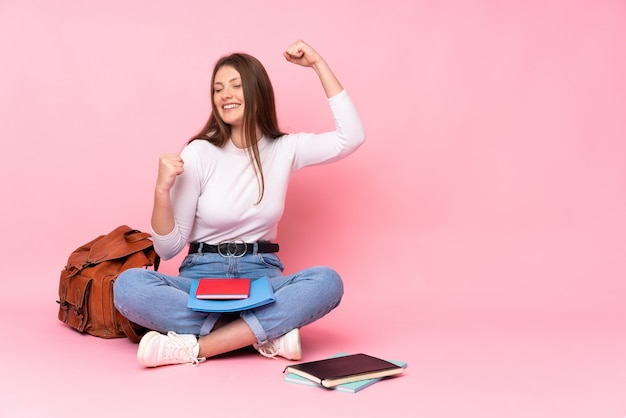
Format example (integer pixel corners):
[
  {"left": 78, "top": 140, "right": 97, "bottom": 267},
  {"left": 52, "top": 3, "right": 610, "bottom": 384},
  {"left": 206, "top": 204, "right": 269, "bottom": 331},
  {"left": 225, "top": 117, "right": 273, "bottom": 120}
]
[{"left": 152, "top": 89, "right": 365, "bottom": 260}]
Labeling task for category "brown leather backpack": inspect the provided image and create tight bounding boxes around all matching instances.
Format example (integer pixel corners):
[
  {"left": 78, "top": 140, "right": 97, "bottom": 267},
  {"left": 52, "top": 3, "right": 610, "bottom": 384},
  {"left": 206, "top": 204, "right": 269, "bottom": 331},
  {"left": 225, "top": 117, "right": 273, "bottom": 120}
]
[{"left": 57, "top": 225, "right": 159, "bottom": 343}]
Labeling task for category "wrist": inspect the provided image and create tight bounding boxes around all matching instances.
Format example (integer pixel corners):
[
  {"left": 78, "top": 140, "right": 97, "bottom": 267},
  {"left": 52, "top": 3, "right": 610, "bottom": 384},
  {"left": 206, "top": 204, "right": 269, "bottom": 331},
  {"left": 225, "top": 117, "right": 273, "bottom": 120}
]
[{"left": 154, "top": 187, "right": 171, "bottom": 199}]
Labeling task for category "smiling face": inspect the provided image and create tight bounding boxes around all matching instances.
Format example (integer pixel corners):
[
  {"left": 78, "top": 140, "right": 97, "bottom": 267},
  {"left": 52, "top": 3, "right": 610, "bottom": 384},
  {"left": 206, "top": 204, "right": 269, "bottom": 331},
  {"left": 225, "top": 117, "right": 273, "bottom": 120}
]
[{"left": 213, "top": 65, "right": 245, "bottom": 127}]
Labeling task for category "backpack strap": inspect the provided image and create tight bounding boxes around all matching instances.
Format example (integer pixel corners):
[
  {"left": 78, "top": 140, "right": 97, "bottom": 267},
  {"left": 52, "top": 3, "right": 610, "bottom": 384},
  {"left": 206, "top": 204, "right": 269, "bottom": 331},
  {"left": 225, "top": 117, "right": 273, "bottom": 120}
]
[{"left": 119, "top": 318, "right": 148, "bottom": 344}]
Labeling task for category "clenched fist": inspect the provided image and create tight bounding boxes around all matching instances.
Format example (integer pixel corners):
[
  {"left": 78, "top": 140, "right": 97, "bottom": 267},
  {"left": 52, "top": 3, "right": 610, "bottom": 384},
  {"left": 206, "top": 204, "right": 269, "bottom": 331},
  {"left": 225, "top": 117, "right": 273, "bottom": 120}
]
[{"left": 156, "top": 154, "right": 184, "bottom": 193}]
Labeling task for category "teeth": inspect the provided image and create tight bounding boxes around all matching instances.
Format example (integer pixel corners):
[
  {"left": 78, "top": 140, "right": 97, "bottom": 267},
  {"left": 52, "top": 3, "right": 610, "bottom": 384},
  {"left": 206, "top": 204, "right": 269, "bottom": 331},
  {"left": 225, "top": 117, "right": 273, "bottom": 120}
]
[{"left": 223, "top": 104, "right": 239, "bottom": 109}]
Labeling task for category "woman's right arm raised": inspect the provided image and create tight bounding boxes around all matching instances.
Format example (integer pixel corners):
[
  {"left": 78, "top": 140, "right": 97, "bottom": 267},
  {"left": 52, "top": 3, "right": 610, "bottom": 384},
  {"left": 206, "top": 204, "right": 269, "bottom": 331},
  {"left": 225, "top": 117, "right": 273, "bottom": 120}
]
[{"left": 151, "top": 154, "right": 184, "bottom": 236}]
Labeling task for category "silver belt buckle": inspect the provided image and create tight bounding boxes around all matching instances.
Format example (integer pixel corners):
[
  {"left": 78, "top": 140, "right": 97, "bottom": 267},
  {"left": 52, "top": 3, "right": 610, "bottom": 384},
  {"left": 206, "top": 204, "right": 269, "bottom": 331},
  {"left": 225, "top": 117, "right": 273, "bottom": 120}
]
[{"left": 218, "top": 239, "right": 247, "bottom": 258}]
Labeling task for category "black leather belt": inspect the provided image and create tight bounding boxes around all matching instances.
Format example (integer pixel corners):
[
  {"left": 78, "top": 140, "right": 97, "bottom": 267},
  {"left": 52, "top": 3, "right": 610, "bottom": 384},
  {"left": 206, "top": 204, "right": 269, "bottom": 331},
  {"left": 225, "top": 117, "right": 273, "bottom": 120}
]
[{"left": 188, "top": 241, "right": 279, "bottom": 257}]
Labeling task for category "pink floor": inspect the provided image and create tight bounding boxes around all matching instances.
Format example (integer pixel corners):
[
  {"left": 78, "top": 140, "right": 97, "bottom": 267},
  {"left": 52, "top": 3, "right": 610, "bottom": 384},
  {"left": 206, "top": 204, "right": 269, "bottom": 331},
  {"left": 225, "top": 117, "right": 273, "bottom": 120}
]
[{"left": 1, "top": 278, "right": 625, "bottom": 418}]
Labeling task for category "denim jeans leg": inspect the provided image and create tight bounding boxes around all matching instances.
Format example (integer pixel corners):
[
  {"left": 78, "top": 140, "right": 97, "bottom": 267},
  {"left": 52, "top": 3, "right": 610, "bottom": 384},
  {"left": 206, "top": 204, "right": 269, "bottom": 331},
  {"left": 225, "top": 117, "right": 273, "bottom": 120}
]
[
  {"left": 113, "top": 268, "right": 221, "bottom": 335},
  {"left": 114, "top": 252, "right": 344, "bottom": 344},
  {"left": 242, "top": 266, "right": 344, "bottom": 344}
]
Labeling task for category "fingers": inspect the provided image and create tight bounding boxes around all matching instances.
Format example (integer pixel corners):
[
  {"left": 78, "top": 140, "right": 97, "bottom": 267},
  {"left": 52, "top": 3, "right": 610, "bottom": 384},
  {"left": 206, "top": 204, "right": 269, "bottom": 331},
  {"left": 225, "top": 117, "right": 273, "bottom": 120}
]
[
  {"left": 156, "top": 154, "right": 184, "bottom": 191},
  {"left": 284, "top": 40, "right": 307, "bottom": 59},
  {"left": 161, "top": 154, "right": 184, "bottom": 169},
  {"left": 284, "top": 40, "right": 320, "bottom": 66},
  {"left": 284, "top": 47, "right": 304, "bottom": 60}
]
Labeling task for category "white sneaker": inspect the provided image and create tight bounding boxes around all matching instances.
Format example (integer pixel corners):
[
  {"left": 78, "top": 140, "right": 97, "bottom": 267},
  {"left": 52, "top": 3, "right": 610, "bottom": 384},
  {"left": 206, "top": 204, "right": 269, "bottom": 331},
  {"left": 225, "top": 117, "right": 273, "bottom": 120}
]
[
  {"left": 254, "top": 328, "right": 302, "bottom": 360},
  {"left": 137, "top": 331, "right": 205, "bottom": 367}
]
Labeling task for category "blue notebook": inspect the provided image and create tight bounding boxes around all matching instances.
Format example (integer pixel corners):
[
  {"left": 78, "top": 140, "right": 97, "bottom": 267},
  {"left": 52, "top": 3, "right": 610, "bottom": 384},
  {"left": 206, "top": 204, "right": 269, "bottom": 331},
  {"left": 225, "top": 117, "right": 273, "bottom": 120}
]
[
  {"left": 187, "top": 276, "right": 275, "bottom": 312},
  {"left": 283, "top": 353, "right": 407, "bottom": 393}
]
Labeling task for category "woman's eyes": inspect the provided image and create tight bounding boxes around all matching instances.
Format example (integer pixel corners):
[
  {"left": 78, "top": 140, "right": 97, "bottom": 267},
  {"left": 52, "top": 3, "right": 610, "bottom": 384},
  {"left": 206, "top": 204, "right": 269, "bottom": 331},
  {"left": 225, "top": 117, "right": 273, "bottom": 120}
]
[{"left": 213, "top": 84, "right": 242, "bottom": 94}]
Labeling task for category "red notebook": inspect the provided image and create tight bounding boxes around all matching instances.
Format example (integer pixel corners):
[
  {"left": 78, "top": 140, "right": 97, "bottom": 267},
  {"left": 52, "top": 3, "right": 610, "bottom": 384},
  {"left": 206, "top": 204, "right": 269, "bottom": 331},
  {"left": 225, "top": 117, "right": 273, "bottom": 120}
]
[{"left": 195, "top": 278, "right": 251, "bottom": 300}]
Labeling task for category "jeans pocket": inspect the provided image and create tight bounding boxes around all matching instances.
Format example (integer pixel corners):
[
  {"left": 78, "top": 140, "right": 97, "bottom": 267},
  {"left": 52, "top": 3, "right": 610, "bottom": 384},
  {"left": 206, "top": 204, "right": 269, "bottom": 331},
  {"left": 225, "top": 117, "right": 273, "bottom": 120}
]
[
  {"left": 178, "top": 255, "right": 197, "bottom": 273},
  {"left": 256, "top": 253, "right": 284, "bottom": 272}
]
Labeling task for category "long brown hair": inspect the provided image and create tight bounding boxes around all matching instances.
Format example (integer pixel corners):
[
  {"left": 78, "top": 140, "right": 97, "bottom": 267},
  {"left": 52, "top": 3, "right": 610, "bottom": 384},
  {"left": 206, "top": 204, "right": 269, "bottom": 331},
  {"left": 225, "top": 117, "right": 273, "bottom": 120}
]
[{"left": 189, "top": 53, "right": 285, "bottom": 204}]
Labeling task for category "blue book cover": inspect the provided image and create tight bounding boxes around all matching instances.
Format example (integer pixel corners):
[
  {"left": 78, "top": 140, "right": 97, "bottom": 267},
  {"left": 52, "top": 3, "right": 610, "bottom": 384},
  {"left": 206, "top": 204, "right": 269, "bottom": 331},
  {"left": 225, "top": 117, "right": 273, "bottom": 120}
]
[
  {"left": 187, "top": 276, "right": 275, "bottom": 312},
  {"left": 283, "top": 353, "right": 407, "bottom": 393}
]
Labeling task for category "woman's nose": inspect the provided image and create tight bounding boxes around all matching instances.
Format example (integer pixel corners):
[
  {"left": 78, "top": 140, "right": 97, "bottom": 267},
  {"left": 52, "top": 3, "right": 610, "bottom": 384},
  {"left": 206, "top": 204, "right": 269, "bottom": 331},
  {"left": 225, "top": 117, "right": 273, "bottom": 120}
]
[{"left": 221, "top": 87, "right": 232, "bottom": 99}]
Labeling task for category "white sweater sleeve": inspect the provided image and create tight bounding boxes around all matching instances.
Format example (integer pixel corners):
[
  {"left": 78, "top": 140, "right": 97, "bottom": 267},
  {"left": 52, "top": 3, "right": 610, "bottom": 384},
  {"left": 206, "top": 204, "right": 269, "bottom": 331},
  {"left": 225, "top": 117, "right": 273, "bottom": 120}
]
[{"left": 292, "top": 89, "right": 365, "bottom": 170}]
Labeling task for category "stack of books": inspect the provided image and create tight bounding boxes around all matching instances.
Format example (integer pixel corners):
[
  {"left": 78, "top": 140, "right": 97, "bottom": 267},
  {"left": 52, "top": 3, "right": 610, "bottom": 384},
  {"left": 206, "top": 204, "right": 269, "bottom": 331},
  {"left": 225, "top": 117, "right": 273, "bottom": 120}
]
[
  {"left": 187, "top": 277, "right": 275, "bottom": 312},
  {"left": 283, "top": 353, "right": 407, "bottom": 393}
]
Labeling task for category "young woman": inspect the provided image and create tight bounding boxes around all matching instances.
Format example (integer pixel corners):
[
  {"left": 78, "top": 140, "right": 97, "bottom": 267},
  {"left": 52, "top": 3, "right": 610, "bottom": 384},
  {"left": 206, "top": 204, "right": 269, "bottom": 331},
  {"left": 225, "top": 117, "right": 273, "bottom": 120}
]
[{"left": 114, "top": 40, "right": 365, "bottom": 367}]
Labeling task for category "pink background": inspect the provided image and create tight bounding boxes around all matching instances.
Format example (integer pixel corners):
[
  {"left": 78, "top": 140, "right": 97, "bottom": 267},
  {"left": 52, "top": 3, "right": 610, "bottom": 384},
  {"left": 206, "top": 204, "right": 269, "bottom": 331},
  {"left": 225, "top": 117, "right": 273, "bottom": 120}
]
[{"left": 1, "top": 1, "right": 625, "bottom": 417}]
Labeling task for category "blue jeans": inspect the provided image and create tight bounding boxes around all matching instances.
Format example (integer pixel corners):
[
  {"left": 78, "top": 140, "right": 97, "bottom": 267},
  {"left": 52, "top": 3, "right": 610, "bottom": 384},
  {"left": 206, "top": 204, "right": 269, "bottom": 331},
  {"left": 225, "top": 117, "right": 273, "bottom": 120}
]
[{"left": 113, "top": 252, "right": 343, "bottom": 345}]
